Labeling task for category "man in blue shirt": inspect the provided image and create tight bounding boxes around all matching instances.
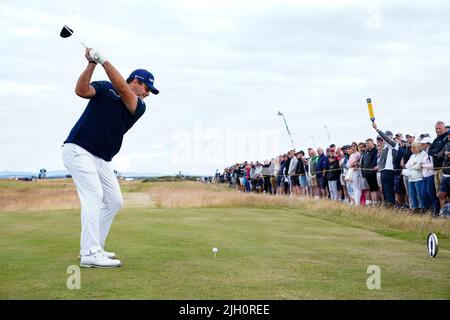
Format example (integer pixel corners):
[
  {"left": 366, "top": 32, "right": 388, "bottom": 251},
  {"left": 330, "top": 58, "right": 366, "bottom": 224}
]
[
  {"left": 316, "top": 147, "right": 329, "bottom": 198},
  {"left": 62, "top": 48, "right": 159, "bottom": 268}
]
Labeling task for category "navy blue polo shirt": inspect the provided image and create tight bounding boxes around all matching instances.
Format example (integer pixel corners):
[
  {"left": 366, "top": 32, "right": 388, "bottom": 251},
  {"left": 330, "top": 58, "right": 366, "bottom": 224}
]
[{"left": 64, "top": 81, "right": 146, "bottom": 161}]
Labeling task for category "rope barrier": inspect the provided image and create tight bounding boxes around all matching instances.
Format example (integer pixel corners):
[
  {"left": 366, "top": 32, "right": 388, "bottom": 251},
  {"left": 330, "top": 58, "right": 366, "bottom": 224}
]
[{"left": 229, "top": 166, "right": 450, "bottom": 179}]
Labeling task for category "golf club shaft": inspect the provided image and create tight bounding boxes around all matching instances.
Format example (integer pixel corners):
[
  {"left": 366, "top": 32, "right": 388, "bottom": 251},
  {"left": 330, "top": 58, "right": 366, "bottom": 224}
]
[
  {"left": 73, "top": 35, "right": 87, "bottom": 49},
  {"left": 64, "top": 26, "right": 87, "bottom": 48}
]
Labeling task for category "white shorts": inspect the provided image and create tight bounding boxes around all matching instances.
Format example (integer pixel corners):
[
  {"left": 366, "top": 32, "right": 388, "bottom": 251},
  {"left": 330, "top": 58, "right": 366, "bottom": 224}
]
[{"left": 377, "top": 172, "right": 382, "bottom": 188}]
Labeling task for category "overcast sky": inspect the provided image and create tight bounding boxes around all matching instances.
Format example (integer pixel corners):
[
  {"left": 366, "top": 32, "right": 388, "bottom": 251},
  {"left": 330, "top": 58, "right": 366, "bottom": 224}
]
[{"left": 0, "top": 0, "right": 449, "bottom": 175}]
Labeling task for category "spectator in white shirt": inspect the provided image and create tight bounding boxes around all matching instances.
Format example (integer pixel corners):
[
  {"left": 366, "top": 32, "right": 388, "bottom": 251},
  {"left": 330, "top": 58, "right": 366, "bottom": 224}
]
[{"left": 404, "top": 142, "right": 426, "bottom": 212}]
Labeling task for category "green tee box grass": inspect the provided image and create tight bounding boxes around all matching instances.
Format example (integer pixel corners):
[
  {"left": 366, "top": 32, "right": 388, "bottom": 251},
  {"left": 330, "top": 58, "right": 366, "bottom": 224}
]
[{"left": 0, "top": 207, "right": 448, "bottom": 299}]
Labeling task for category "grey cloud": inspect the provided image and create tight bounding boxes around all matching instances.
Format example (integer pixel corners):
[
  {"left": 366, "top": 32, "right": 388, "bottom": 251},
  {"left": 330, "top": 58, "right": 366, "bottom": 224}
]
[{"left": 1, "top": 0, "right": 449, "bottom": 173}]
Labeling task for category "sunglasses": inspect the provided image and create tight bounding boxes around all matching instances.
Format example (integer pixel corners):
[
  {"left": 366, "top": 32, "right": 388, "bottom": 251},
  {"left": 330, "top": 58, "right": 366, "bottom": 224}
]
[{"left": 137, "top": 80, "right": 150, "bottom": 92}]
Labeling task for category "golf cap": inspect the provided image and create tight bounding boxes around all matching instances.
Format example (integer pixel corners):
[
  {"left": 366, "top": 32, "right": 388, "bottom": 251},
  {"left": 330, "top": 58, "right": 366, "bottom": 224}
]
[
  {"left": 405, "top": 134, "right": 414, "bottom": 138},
  {"left": 385, "top": 130, "right": 393, "bottom": 137},
  {"left": 128, "top": 69, "right": 159, "bottom": 95},
  {"left": 421, "top": 137, "right": 432, "bottom": 144}
]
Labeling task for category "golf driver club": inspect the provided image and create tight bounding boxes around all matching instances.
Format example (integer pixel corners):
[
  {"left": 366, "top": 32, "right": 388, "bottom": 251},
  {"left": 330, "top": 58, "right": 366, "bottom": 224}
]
[{"left": 60, "top": 25, "right": 87, "bottom": 48}]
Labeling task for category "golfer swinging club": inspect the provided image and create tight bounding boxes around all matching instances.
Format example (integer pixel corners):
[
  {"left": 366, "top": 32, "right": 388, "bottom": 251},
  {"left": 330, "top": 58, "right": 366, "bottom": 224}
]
[{"left": 62, "top": 48, "right": 159, "bottom": 268}]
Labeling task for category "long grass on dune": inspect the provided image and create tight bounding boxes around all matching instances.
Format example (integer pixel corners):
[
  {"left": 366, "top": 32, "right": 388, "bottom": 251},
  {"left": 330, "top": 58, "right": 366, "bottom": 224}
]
[
  {"left": 0, "top": 179, "right": 139, "bottom": 212},
  {"left": 1, "top": 179, "right": 448, "bottom": 239},
  {"left": 0, "top": 188, "right": 80, "bottom": 212},
  {"left": 148, "top": 181, "right": 450, "bottom": 239}
]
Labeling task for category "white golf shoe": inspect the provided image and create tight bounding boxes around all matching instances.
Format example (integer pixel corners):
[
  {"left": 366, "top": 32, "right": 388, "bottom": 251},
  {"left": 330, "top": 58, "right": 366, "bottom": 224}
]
[
  {"left": 79, "top": 249, "right": 116, "bottom": 260},
  {"left": 80, "top": 251, "right": 121, "bottom": 268},
  {"left": 101, "top": 249, "right": 116, "bottom": 259}
]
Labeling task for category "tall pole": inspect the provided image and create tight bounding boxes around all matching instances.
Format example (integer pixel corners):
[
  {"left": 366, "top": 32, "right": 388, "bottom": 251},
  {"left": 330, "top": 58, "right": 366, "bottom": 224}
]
[
  {"left": 324, "top": 125, "right": 331, "bottom": 145},
  {"left": 277, "top": 111, "right": 296, "bottom": 151}
]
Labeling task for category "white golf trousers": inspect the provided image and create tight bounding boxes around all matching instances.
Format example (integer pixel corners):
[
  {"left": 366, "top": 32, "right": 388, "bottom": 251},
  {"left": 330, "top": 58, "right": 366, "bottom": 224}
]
[{"left": 62, "top": 143, "right": 123, "bottom": 256}]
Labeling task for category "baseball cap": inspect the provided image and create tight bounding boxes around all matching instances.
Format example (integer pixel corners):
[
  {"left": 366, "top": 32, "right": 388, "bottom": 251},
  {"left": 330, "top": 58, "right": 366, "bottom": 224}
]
[
  {"left": 405, "top": 134, "right": 413, "bottom": 138},
  {"left": 128, "top": 69, "right": 159, "bottom": 95},
  {"left": 385, "top": 131, "right": 393, "bottom": 137},
  {"left": 421, "top": 137, "right": 432, "bottom": 144}
]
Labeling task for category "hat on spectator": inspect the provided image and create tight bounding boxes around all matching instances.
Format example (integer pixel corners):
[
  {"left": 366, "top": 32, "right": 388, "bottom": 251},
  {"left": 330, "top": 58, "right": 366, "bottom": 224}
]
[
  {"left": 385, "top": 130, "right": 393, "bottom": 137},
  {"left": 420, "top": 137, "right": 432, "bottom": 144},
  {"left": 405, "top": 134, "right": 414, "bottom": 138}
]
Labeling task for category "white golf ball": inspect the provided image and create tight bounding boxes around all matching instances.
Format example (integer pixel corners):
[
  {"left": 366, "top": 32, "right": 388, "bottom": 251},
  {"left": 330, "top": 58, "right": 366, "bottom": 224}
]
[{"left": 212, "top": 247, "right": 218, "bottom": 253}]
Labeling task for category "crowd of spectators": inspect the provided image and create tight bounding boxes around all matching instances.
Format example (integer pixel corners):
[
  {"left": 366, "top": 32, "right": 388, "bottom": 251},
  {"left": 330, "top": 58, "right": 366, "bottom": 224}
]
[{"left": 214, "top": 121, "right": 450, "bottom": 218}]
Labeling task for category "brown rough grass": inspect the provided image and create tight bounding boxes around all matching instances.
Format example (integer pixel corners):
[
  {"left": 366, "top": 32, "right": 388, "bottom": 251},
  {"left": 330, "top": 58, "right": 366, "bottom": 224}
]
[
  {"left": 0, "top": 182, "right": 79, "bottom": 212},
  {"left": 0, "top": 179, "right": 141, "bottom": 212},
  {"left": 1, "top": 179, "right": 448, "bottom": 239},
  {"left": 148, "top": 181, "right": 450, "bottom": 239}
]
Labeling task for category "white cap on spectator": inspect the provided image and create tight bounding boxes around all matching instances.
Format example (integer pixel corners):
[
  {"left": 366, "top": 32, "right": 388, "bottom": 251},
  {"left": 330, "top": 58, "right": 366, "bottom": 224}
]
[{"left": 420, "top": 137, "right": 432, "bottom": 144}]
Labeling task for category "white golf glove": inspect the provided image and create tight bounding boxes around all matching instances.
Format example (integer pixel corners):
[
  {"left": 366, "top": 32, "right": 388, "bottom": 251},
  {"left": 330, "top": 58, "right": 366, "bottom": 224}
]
[{"left": 89, "top": 49, "right": 107, "bottom": 65}]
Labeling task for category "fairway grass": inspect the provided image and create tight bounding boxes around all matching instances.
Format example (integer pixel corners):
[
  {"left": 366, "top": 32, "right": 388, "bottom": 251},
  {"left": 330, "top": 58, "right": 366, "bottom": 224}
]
[{"left": 1, "top": 206, "right": 449, "bottom": 299}]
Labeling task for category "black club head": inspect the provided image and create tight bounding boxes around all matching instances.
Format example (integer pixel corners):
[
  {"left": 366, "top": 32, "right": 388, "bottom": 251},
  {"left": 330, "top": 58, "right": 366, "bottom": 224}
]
[{"left": 60, "top": 25, "right": 73, "bottom": 38}]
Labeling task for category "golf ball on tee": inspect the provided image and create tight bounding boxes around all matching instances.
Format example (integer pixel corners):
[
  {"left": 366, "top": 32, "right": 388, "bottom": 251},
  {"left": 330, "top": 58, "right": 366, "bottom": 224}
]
[{"left": 212, "top": 247, "right": 218, "bottom": 253}]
